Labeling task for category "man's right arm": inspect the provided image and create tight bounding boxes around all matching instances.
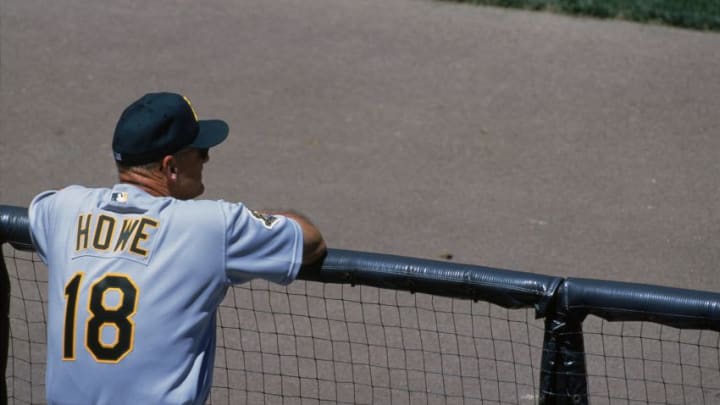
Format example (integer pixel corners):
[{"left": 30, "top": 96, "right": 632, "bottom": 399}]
[{"left": 259, "top": 210, "right": 326, "bottom": 266}]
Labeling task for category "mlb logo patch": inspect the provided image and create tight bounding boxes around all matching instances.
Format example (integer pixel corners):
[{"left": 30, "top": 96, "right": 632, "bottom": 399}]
[{"left": 111, "top": 192, "right": 129, "bottom": 203}]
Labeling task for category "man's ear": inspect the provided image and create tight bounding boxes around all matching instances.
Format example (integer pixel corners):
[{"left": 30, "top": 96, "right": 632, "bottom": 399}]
[{"left": 161, "top": 155, "right": 178, "bottom": 178}]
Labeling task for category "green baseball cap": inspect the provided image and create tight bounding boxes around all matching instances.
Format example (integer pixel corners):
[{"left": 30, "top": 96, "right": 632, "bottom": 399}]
[{"left": 112, "top": 92, "right": 228, "bottom": 166}]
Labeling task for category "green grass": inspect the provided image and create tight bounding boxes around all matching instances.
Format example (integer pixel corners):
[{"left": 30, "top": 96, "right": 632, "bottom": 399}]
[{"left": 445, "top": 0, "right": 720, "bottom": 31}]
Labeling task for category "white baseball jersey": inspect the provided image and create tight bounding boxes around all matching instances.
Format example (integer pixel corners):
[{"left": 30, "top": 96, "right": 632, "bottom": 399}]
[{"left": 29, "top": 183, "right": 304, "bottom": 405}]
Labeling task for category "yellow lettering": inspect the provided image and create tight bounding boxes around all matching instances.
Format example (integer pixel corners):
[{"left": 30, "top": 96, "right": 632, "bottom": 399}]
[
  {"left": 76, "top": 214, "right": 92, "bottom": 251},
  {"left": 93, "top": 215, "right": 116, "bottom": 251},
  {"left": 129, "top": 218, "right": 158, "bottom": 256},
  {"left": 114, "top": 219, "right": 140, "bottom": 252},
  {"left": 74, "top": 214, "right": 158, "bottom": 257}
]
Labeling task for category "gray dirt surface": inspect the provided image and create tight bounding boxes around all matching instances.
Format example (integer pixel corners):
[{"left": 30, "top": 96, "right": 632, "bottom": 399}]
[{"left": 2, "top": 0, "right": 720, "bottom": 292}]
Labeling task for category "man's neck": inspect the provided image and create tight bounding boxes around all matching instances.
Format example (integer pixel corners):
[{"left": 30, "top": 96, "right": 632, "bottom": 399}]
[{"left": 118, "top": 169, "right": 170, "bottom": 197}]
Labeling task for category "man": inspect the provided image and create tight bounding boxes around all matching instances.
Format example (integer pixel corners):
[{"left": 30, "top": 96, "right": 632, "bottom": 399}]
[{"left": 28, "top": 92, "right": 326, "bottom": 404}]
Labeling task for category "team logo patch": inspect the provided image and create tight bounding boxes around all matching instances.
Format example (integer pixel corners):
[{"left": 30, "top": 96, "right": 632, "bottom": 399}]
[
  {"left": 111, "top": 192, "right": 129, "bottom": 203},
  {"left": 251, "top": 210, "right": 279, "bottom": 229}
]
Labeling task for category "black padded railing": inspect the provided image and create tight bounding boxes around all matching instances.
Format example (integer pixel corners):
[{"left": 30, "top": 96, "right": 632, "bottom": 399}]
[{"left": 2, "top": 204, "right": 720, "bottom": 404}]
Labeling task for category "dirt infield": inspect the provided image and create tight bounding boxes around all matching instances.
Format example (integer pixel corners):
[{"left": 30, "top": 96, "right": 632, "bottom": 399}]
[{"left": 2, "top": 0, "right": 719, "bottom": 291}]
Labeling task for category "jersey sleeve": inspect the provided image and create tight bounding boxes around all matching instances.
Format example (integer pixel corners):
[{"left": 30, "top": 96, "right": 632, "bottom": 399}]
[
  {"left": 28, "top": 190, "right": 58, "bottom": 264},
  {"left": 221, "top": 202, "right": 303, "bottom": 285}
]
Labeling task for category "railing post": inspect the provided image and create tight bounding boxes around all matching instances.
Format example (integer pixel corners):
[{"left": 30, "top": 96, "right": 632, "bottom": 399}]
[
  {"left": 0, "top": 247, "right": 9, "bottom": 405},
  {"left": 539, "top": 282, "right": 588, "bottom": 405},
  {"left": 0, "top": 205, "right": 30, "bottom": 405}
]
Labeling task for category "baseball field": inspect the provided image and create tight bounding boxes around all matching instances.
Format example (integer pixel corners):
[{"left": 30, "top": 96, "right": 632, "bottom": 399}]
[
  {"left": 2, "top": 0, "right": 719, "bottom": 291},
  {"left": 1, "top": 0, "right": 720, "bottom": 402}
]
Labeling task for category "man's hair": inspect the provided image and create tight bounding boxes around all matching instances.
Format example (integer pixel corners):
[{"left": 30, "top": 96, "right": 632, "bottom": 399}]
[
  {"left": 115, "top": 147, "right": 200, "bottom": 177},
  {"left": 115, "top": 160, "right": 162, "bottom": 175}
]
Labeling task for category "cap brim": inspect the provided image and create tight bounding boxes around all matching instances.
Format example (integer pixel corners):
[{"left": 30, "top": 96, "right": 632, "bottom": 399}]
[{"left": 192, "top": 119, "right": 229, "bottom": 148}]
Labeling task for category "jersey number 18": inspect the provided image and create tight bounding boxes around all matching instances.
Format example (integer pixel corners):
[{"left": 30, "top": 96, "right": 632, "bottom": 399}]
[{"left": 63, "top": 272, "right": 139, "bottom": 363}]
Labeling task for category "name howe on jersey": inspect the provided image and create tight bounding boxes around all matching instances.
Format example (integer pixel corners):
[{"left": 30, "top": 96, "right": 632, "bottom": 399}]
[{"left": 73, "top": 212, "right": 159, "bottom": 261}]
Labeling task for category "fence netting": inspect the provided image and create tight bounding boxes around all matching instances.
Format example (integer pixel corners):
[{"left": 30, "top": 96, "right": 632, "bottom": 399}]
[
  {"left": 4, "top": 244, "right": 720, "bottom": 404},
  {"left": 581, "top": 315, "right": 720, "bottom": 404},
  {"left": 3, "top": 245, "right": 544, "bottom": 405}
]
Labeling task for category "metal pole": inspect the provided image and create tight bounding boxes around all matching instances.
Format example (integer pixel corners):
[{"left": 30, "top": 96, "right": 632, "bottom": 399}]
[
  {"left": 539, "top": 283, "right": 588, "bottom": 405},
  {"left": 0, "top": 248, "right": 10, "bottom": 405}
]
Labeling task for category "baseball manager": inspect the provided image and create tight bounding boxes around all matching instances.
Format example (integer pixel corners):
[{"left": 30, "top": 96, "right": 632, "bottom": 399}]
[{"left": 28, "top": 92, "right": 326, "bottom": 404}]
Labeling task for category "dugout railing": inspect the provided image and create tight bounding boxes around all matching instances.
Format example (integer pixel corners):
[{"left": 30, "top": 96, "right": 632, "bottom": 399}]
[{"left": 2, "top": 204, "right": 720, "bottom": 404}]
